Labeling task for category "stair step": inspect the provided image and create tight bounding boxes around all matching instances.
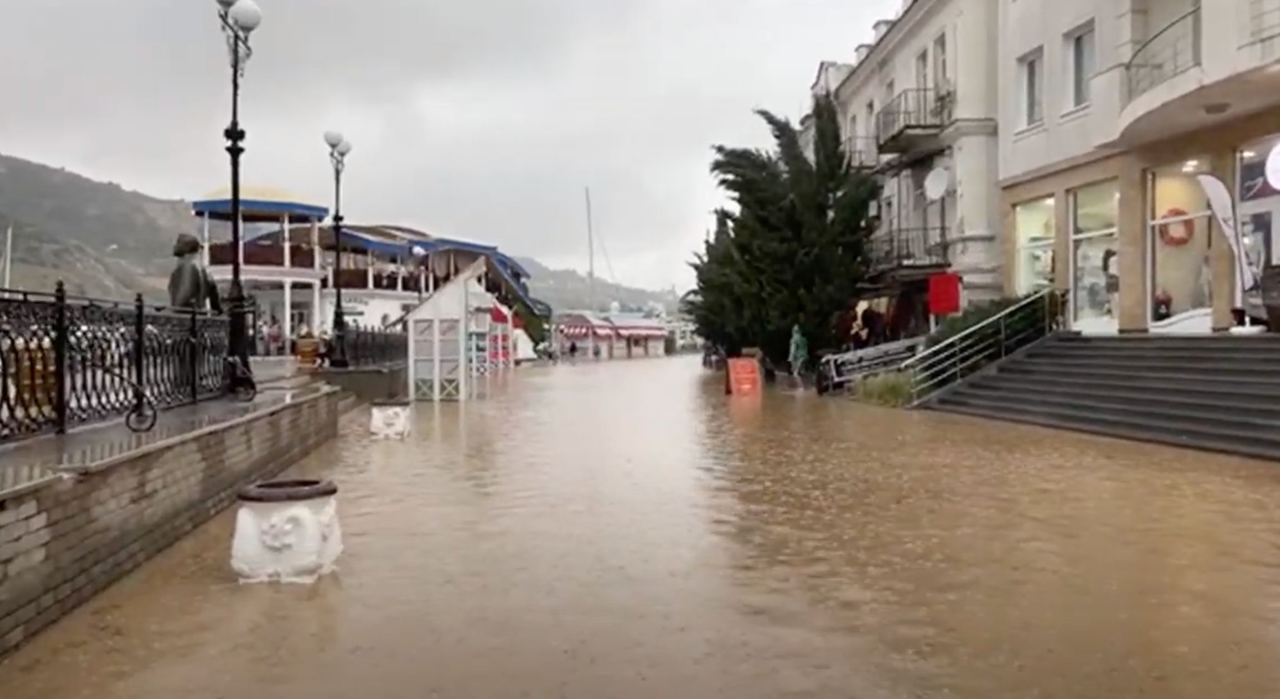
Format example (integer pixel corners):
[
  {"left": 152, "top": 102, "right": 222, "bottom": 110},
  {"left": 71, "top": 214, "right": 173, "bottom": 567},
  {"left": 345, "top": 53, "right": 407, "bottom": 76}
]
[
  {"left": 1027, "top": 348, "right": 1280, "bottom": 364},
  {"left": 952, "top": 385, "right": 1280, "bottom": 429},
  {"left": 998, "top": 363, "right": 1280, "bottom": 387},
  {"left": 1013, "top": 357, "right": 1280, "bottom": 377},
  {"left": 970, "top": 374, "right": 1280, "bottom": 409},
  {"left": 931, "top": 403, "right": 1280, "bottom": 462},
  {"left": 934, "top": 394, "right": 1280, "bottom": 456}
]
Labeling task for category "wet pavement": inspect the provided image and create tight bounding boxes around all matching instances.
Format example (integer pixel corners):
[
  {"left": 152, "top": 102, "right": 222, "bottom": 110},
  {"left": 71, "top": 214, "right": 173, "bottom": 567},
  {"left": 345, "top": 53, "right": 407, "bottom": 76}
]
[
  {"left": 2, "top": 357, "right": 1280, "bottom": 698},
  {"left": 0, "top": 384, "right": 329, "bottom": 496}
]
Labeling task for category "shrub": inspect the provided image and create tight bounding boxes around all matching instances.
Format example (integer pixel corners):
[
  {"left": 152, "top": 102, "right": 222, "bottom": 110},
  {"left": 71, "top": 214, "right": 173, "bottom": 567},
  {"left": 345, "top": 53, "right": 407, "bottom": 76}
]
[{"left": 852, "top": 370, "right": 913, "bottom": 407}]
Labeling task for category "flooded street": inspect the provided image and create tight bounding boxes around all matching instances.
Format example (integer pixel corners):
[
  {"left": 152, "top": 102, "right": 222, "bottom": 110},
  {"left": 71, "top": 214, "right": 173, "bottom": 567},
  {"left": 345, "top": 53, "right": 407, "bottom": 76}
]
[{"left": 4, "top": 356, "right": 1280, "bottom": 698}]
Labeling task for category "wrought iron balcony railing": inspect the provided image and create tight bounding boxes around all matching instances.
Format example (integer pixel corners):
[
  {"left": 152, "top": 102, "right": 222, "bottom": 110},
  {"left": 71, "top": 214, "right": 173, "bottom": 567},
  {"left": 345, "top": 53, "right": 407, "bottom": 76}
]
[
  {"left": 868, "top": 226, "right": 948, "bottom": 272},
  {"left": 875, "top": 89, "right": 953, "bottom": 150},
  {"left": 1125, "top": 5, "right": 1202, "bottom": 105}
]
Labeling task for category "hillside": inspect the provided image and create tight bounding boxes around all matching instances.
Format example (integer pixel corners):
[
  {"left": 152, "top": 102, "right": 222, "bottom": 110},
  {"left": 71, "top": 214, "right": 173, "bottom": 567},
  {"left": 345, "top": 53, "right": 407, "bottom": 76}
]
[
  {"left": 0, "top": 153, "right": 676, "bottom": 312},
  {"left": 516, "top": 257, "right": 678, "bottom": 314},
  {"left": 0, "top": 154, "right": 190, "bottom": 298}
]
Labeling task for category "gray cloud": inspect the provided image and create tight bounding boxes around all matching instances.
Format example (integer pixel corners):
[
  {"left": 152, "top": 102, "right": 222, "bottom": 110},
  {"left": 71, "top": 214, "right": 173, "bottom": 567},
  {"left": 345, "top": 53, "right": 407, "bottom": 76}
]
[{"left": 0, "top": 0, "right": 897, "bottom": 290}]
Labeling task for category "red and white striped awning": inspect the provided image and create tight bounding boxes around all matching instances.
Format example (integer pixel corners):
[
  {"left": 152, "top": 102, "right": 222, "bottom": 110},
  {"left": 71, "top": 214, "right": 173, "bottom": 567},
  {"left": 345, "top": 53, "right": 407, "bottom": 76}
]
[
  {"left": 558, "top": 325, "right": 613, "bottom": 338},
  {"left": 614, "top": 328, "right": 666, "bottom": 339}
]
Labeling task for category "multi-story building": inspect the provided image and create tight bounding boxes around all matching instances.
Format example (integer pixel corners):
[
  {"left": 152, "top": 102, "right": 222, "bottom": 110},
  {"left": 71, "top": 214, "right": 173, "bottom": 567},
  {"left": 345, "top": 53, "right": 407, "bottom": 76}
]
[
  {"left": 1000, "top": 0, "right": 1280, "bottom": 334},
  {"left": 828, "top": 0, "right": 1002, "bottom": 336}
]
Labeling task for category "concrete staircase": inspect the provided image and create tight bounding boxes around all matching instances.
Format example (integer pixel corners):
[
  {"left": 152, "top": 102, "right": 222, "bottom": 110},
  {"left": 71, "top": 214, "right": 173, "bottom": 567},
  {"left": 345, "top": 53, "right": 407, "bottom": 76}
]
[{"left": 929, "top": 333, "right": 1280, "bottom": 460}]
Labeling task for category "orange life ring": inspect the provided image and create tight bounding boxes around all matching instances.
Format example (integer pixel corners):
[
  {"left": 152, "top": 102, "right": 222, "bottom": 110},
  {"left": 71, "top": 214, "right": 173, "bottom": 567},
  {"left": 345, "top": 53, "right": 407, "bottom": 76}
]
[{"left": 1157, "top": 208, "right": 1194, "bottom": 246}]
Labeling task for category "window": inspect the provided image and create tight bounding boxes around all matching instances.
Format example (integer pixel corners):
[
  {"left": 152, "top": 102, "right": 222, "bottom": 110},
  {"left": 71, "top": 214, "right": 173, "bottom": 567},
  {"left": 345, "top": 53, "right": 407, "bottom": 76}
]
[
  {"left": 1066, "top": 23, "right": 1095, "bottom": 109},
  {"left": 1070, "top": 181, "right": 1119, "bottom": 329},
  {"left": 1147, "top": 161, "right": 1213, "bottom": 326},
  {"left": 865, "top": 101, "right": 875, "bottom": 140},
  {"left": 933, "top": 33, "right": 949, "bottom": 91},
  {"left": 915, "top": 49, "right": 929, "bottom": 91},
  {"left": 1014, "top": 197, "right": 1056, "bottom": 296},
  {"left": 1018, "top": 48, "right": 1044, "bottom": 127}
]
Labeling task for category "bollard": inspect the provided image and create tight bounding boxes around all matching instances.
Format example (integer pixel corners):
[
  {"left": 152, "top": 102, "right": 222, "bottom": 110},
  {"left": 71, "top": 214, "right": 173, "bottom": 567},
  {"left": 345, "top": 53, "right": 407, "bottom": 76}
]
[{"left": 230, "top": 479, "right": 342, "bottom": 583}]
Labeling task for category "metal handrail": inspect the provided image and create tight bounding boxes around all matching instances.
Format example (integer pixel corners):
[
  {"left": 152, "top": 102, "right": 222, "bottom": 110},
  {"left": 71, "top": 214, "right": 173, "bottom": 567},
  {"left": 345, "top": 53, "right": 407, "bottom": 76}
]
[
  {"left": 1125, "top": 5, "right": 1201, "bottom": 104},
  {"left": 901, "top": 288, "right": 1063, "bottom": 405}
]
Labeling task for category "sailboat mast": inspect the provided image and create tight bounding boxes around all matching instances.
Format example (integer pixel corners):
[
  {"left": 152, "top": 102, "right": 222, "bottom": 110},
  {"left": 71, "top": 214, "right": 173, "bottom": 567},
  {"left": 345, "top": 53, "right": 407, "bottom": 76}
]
[{"left": 584, "top": 186, "right": 595, "bottom": 312}]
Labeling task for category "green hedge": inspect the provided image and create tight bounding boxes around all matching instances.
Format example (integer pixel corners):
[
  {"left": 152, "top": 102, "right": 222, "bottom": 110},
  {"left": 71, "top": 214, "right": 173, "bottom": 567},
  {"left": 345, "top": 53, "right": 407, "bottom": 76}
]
[{"left": 851, "top": 371, "right": 913, "bottom": 407}]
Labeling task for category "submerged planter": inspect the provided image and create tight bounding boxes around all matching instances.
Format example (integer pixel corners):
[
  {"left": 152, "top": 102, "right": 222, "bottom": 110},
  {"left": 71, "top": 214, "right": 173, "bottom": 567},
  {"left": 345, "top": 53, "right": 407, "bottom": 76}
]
[
  {"left": 231, "top": 479, "right": 342, "bottom": 584},
  {"left": 369, "top": 399, "right": 412, "bottom": 440}
]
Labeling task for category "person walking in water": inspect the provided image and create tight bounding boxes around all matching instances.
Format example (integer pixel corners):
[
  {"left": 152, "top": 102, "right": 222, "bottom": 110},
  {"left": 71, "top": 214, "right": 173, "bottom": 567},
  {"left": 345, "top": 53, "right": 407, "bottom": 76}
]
[{"left": 788, "top": 324, "right": 808, "bottom": 380}]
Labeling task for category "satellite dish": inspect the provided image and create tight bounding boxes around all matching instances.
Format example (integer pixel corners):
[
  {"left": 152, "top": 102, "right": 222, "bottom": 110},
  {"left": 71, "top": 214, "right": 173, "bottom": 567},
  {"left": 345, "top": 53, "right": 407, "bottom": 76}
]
[{"left": 924, "top": 167, "right": 949, "bottom": 202}]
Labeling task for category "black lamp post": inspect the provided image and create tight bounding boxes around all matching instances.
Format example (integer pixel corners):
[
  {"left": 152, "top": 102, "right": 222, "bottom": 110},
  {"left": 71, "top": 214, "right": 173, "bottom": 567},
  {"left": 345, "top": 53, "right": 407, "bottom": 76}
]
[
  {"left": 215, "top": 0, "right": 261, "bottom": 380},
  {"left": 325, "top": 132, "right": 353, "bottom": 368}
]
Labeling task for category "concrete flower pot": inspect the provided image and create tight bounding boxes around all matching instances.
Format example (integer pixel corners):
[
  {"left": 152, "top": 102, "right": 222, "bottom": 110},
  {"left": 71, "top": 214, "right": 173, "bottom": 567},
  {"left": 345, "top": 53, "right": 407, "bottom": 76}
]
[
  {"left": 369, "top": 399, "right": 412, "bottom": 440},
  {"left": 231, "top": 479, "right": 342, "bottom": 583}
]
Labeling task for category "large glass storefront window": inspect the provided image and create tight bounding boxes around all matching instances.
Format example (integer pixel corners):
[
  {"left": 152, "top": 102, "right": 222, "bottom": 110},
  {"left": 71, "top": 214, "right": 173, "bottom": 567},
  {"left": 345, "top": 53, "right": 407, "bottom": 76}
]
[
  {"left": 1070, "top": 180, "right": 1118, "bottom": 330},
  {"left": 1014, "top": 197, "right": 1055, "bottom": 296},
  {"left": 1147, "top": 160, "right": 1212, "bottom": 328},
  {"left": 1238, "top": 134, "right": 1280, "bottom": 319}
]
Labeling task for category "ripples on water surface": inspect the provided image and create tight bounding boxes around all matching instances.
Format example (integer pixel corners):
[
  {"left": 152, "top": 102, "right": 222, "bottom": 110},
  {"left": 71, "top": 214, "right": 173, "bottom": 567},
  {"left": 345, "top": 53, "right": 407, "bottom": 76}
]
[{"left": 4, "top": 357, "right": 1280, "bottom": 698}]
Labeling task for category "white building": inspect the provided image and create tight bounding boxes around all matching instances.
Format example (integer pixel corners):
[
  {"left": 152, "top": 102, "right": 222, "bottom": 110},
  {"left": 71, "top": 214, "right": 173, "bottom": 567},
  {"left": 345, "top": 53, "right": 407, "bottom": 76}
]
[
  {"left": 999, "top": 0, "right": 1280, "bottom": 334},
  {"left": 827, "top": 0, "right": 1003, "bottom": 336}
]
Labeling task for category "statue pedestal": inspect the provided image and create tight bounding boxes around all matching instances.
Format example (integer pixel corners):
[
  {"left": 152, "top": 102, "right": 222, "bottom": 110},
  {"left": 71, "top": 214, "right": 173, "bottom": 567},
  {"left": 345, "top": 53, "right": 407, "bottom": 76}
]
[
  {"left": 370, "top": 399, "right": 412, "bottom": 439},
  {"left": 231, "top": 480, "right": 342, "bottom": 584}
]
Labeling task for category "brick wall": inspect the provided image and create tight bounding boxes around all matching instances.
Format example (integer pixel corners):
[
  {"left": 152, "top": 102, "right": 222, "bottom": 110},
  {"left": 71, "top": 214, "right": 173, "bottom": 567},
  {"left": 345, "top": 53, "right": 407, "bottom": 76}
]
[{"left": 0, "top": 388, "right": 339, "bottom": 657}]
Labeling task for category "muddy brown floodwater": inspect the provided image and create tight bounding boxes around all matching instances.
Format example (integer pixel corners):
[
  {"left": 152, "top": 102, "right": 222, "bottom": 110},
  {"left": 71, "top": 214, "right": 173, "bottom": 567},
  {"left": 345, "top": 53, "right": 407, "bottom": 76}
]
[{"left": 3, "top": 357, "right": 1280, "bottom": 698}]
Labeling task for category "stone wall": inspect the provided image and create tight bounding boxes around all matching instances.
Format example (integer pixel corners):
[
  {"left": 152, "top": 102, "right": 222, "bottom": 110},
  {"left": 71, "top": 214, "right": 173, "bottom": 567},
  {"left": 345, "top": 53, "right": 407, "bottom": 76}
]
[
  {"left": 317, "top": 364, "right": 407, "bottom": 403},
  {"left": 0, "top": 388, "right": 339, "bottom": 657}
]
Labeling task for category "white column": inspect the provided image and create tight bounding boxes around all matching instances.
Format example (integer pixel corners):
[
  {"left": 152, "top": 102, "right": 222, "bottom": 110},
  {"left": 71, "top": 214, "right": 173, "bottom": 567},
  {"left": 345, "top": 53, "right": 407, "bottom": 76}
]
[
  {"left": 312, "top": 281, "right": 322, "bottom": 332},
  {"left": 419, "top": 268, "right": 426, "bottom": 295},
  {"left": 282, "top": 213, "right": 292, "bottom": 268},
  {"left": 397, "top": 256, "right": 404, "bottom": 292},
  {"left": 428, "top": 256, "right": 436, "bottom": 293},
  {"left": 201, "top": 213, "right": 210, "bottom": 266},
  {"left": 311, "top": 218, "right": 320, "bottom": 271},
  {"left": 283, "top": 281, "right": 293, "bottom": 355},
  {"left": 366, "top": 250, "right": 373, "bottom": 289}
]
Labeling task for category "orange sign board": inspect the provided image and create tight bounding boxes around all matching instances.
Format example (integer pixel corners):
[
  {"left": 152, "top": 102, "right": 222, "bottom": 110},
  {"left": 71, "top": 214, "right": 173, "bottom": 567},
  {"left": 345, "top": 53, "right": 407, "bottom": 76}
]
[{"left": 726, "top": 358, "right": 761, "bottom": 396}]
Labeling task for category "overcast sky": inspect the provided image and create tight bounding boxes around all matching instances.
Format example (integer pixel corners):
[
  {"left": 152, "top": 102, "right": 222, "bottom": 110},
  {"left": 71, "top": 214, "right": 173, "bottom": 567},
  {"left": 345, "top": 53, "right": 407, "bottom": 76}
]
[{"left": 0, "top": 0, "right": 897, "bottom": 291}]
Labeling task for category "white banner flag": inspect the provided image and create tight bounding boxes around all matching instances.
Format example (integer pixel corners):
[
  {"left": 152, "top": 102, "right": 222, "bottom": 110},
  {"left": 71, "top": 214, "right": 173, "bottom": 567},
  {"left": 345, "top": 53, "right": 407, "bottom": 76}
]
[{"left": 1195, "top": 174, "right": 1256, "bottom": 308}]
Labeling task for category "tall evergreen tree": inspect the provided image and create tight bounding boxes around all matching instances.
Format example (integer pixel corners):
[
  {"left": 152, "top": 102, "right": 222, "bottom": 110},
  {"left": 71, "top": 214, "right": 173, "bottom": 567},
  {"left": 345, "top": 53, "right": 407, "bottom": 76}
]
[{"left": 688, "top": 94, "right": 878, "bottom": 365}]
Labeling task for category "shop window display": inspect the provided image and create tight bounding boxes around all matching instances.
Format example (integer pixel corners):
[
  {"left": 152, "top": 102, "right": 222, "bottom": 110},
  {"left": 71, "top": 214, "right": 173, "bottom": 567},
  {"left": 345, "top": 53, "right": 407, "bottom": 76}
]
[
  {"left": 1148, "top": 161, "right": 1212, "bottom": 326},
  {"left": 1014, "top": 197, "right": 1055, "bottom": 296},
  {"left": 1238, "top": 136, "right": 1280, "bottom": 320},
  {"left": 1070, "top": 181, "right": 1118, "bottom": 329}
]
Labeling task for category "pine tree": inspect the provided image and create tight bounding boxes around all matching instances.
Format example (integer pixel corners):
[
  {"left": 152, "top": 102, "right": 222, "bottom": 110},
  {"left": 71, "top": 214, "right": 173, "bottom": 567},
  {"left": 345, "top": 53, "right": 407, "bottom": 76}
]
[{"left": 689, "top": 94, "right": 878, "bottom": 366}]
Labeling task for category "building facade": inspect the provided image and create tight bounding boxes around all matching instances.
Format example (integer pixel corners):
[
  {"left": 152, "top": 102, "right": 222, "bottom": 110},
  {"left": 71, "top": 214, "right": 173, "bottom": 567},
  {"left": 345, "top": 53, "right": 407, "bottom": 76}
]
[
  {"left": 830, "top": 0, "right": 1003, "bottom": 335},
  {"left": 1000, "top": 0, "right": 1280, "bottom": 334}
]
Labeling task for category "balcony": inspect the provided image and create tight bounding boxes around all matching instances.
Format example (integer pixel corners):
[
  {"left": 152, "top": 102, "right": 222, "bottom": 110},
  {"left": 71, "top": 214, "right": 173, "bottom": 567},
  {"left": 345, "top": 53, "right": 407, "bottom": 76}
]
[
  {"left": 868, "top": 226, "right": 948, "bottom": 275},
  {"left": 844, "top": 137, "right": 879, "bottom": 170},
  {"left": 209, "top": 242, "right": 316, "bottom": 269},
  {"left": 1124, "top": 6, "right": 1201, "bottom": 105},
  {"left": 875, "top": 89, "right": 953, "bottom": 154}
]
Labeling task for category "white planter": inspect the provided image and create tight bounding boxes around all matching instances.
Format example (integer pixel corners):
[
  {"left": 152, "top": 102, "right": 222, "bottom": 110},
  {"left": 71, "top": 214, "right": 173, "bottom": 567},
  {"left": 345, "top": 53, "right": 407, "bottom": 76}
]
[
  {"left": 370, "top": 400, "right": 412, "bottom": 440},
  {"left": 231, "top": 480, "right": 342, "bottom": 584}
]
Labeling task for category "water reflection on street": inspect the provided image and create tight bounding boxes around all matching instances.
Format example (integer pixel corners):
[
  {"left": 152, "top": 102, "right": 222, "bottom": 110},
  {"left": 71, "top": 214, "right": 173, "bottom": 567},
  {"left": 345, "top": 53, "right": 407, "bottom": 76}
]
[{"left": 4, "top": 357, "right": 1280, "bottom": 698}]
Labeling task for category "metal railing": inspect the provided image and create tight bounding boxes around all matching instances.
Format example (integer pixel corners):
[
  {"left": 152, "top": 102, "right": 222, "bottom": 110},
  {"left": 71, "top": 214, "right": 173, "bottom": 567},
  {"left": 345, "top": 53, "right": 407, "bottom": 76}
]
[
  {"left": 875, "top": 88, "right": 952, "bottom": 146},
  {"left": 900, "top": 288, "right": 1066, "bottom": 406},
  {"left": 820, "top": 336, "right": 926, "bottom": 390},
  {"left": 1244, "top": 0, "right": 1280, "bottom": 46},
  {"left": 1, "top": 283, "right": 229, "bottom": 443},
  {"left": 868, "top": 226, "right": 948, "bottom": 272},
  {"left": 344, "top": 328, "right": 406, "bottom": 367},
  {"left": 1125, "top": 5, "right": 1201, "bottom": 105}
]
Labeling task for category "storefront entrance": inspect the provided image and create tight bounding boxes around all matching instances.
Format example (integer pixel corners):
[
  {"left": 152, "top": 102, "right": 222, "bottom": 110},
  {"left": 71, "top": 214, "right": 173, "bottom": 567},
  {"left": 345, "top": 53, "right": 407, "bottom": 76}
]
[
  {"left": 1146, "top": 160, "right": 1214, "bottom": 334},
  {"left": 1069, "top": 180, "right": 1119, "bottom": 334}
]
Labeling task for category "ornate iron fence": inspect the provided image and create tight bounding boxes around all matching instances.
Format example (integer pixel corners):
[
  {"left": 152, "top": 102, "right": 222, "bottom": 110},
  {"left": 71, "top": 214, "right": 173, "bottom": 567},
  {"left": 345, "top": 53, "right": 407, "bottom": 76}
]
[
  {"left": 0, "top": 282, "right": 229, "bottom": 443},
  {"left": 345, "top": 328, "right": 407, "bottom": 367}
]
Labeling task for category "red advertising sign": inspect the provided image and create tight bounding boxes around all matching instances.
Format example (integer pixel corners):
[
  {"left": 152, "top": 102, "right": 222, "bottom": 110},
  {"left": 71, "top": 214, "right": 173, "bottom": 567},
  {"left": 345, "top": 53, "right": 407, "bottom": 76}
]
[
  {"left": 928, "top": 273, "right": 962, "bottom": 316},
  {"left": 726, "top": 358, "right": 761, "bottom": 396}
]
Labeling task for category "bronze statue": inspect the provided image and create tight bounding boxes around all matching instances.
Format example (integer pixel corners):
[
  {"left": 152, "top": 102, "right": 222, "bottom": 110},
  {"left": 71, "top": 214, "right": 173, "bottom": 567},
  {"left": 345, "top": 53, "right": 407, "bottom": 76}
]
[{"left": 167, "top": 233, "right": 223, "bottom": 313}]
